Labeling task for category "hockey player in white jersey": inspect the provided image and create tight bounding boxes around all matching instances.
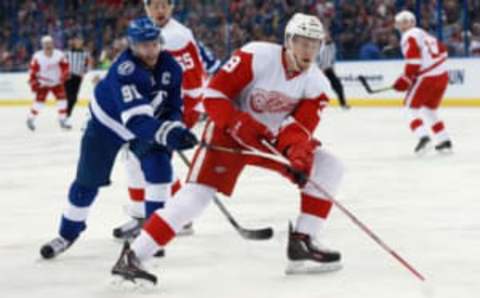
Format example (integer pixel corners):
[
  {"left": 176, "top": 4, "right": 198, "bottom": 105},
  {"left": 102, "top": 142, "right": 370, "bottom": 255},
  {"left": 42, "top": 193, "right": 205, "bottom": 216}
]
[
  {"left": 113, "top": 0, "right": 209, "bottom": 240},
  {"left": 393, "top": 11, "right": 453, "bottom": 154},
  {"left": 111, "top": 13, "right": 344, "bottom": 286},
  {"left": 27, "top": 35, "right": 70, "bottom": 131}
]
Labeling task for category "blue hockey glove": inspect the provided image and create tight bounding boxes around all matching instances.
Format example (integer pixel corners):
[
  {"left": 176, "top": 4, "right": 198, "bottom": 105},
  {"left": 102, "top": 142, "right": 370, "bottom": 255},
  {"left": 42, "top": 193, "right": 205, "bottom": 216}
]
[{"left": 155, "top": 121, "right": 198, "bottom": 151}]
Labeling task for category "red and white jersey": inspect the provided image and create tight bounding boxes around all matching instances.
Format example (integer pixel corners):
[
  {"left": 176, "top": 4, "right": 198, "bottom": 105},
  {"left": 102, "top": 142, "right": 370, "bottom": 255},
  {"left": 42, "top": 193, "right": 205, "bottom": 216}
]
[
  {"left": 161, "top": 18, "right": 206, "bottom": 99},
  {"left": 400, "top": 27, "right": 448, "bottom": 78},
  {"left": 204, "top": 42, "right": 330, "bottom": 135},
  {"left": 29, "top": 49, "right": 69, "bottom": 87}
]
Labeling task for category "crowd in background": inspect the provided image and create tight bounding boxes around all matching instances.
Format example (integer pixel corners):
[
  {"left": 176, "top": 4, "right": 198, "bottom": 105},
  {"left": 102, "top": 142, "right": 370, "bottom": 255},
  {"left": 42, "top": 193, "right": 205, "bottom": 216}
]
[{"left": 1, "top": 0, "right": 480, "bottom": 71}]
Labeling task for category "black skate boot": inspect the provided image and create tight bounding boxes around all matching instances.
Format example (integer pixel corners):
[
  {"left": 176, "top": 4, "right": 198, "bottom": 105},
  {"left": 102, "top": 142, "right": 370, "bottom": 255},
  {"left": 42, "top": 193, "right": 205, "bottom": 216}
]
[
  {"left": 414, "top": 136, "right": 431, "bottom": 155},
  {"left": 111, "top": 242, "right": 157, "bottom": 286},
  {"left": 113, "top": 218, "right": 145, "bottom": 240},
  {"left": 286, "top": 223, "right": 342, "bottom": 274},
  {"left": 435, "top": 140, "right": 453, "bottom": 153},
  {"left": 40, "top": 237, "right": 72, "bottom": 259}
]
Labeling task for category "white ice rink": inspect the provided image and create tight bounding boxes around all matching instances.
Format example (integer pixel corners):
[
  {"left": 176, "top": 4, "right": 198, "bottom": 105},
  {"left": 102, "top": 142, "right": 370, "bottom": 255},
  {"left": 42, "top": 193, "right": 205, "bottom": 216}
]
[{"left": 0, "top": 106, "right": 478, "bottom": 298}]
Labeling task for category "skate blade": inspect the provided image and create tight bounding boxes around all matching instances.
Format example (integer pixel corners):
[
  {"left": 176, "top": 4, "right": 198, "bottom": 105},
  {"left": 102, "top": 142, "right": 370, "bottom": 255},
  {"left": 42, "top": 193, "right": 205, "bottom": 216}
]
[
  {"left": 176, "top": 226, "right": 194, "bottom": 237},
  {"left": 415, "top": 143, "right": 433, "bottom": 157},
  {"left": 109, "top": 275, "right": 156, "bottom": 292},
  {"left": 285, "top": 260, "right": 343, "bottom": 275},
  {"left": 436, "top": 148, "right": 453, "bottom": 155}
]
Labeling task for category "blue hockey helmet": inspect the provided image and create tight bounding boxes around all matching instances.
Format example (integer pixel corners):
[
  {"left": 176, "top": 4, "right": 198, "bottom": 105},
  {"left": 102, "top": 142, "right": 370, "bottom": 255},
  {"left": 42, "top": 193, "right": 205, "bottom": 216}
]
[{"left": 127, "top": 17, "right": 164, "bottom": 45}]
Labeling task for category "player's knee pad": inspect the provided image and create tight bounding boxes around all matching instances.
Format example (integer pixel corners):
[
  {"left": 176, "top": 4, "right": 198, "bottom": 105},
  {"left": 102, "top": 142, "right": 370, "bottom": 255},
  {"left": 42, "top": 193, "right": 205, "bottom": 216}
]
[
  {"left": 303, "top": 149, "right": 344, "bottom": 198},
  {"left": 68, "top": 181, "right": 98, "bottom": 207},
  {"left": 124, "top": 149, "right": 146, "bottom": 188},
  {"left": 159, "top": 183, "right": 215, "bottom": 232},
  {"left": 144, "top": 183, "right": 170, "bottom": 217}
]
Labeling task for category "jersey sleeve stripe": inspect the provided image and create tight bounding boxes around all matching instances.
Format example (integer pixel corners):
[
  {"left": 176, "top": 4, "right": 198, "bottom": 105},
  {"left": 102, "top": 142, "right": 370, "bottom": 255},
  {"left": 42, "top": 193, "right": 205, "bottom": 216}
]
[
  {"left": 203, "top": 88, "right": 229, "bottom": 100},
  {"left": 405, "top": 59, "right": 421, "bottom": 64},
  {"left": 120, "top": 105, "right": 155, "bottom": 125},
  {"left": 90, "top": 97, "right": 135, "bottom": 141},
  {"left": 183, "top": 87, "right": 205, "bottom": 98}
]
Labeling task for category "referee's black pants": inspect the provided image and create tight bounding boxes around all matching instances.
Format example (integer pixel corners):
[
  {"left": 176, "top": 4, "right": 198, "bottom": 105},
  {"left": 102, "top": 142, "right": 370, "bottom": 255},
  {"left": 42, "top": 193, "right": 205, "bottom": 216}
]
[
  {"left": 65, "top": 74, "right": 83, "bottom": 117},
  {"left": 323, "top": 67, "right": 348, "bottom": 107}
]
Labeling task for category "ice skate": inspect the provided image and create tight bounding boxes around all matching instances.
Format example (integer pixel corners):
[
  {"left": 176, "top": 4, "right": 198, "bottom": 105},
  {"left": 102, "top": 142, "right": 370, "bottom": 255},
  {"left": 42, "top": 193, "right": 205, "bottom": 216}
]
[
  {"left": 113, "top": 218, "right": 145, "bottom": 240},
  {"left": 414, "top": 136, "right": 431, "bottom": 155},
  {"left": 176, "top": 222, "right": 194, "bottom": 237},
  {"left": 285, "top": 224, "right": 342, "bottom": 275},
  {"left": 40, "top": 236, "right": 72, "bottom": 259},
  {"left": 26, "top": 118, "right": 35, "bottom": 131},
  {"left": 111, "top": 242, "right": 157, "bottom": 286},
  {"left": 59, "top": 118, "right": 72, "bottom": 130},
  {"left": 435, "top": 140, "right": 453, "bottom": 153}
]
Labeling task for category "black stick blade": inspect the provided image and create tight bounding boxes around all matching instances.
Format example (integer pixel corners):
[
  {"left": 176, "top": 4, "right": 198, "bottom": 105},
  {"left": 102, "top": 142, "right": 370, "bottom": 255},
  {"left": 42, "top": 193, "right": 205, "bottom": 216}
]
[
  {"left": 358, "top": 75, "right": 373, "bottom": 93},
  {"left": 238, "top": 226, "right": 274, "bottom": 240}
]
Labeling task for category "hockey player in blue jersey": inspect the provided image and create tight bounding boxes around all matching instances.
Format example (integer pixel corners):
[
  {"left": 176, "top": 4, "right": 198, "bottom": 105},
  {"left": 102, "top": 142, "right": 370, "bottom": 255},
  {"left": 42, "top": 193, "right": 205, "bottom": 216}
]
[{"left": 39, "top": 17, "right": 197, "bottom": 259}]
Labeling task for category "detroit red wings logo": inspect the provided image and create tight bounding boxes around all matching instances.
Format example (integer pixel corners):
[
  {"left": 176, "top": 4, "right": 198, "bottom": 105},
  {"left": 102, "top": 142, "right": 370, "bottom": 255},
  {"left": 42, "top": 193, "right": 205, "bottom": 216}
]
[{"left": 249, "top": 89, "right": 297, "bottom": 114}]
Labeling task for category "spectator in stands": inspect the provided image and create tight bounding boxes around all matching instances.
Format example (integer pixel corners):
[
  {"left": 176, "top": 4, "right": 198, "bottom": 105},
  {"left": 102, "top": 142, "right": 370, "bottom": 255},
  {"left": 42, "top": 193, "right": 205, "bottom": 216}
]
[
  {"left": 1, "top": 0, "right": 480, "bottom": 72},
  {"left": 359, "top": 33, "right": 382, "bottom": 60}
]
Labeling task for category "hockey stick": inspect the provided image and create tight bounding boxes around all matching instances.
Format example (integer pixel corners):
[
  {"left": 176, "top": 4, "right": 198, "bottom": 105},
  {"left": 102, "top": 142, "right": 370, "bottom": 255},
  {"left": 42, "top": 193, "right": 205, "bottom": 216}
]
[
  {"left": 358, "top": 75, "right": 393, "bottom": 94},
  {"left": 259, "top": 141, "right": 425, "bottom": 282},
  {"left": 176, "top": 150, "right": 274, "bottom": 240},
  {"left": 204, "top": 141, "right": 426, "bottom": 282}
]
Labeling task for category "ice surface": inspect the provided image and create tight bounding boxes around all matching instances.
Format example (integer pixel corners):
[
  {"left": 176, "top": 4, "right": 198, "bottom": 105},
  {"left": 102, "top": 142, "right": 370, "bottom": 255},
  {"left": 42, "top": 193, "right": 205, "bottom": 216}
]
[{"left": 0, "top": 106, "right": 478, "bottom": 298}]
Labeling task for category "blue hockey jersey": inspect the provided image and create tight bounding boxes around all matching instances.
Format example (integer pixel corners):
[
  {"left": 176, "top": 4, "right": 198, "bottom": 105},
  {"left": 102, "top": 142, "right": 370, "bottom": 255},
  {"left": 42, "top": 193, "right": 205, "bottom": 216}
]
[{"left": 90, "top": 49, "right": 183, "bottom": 143}]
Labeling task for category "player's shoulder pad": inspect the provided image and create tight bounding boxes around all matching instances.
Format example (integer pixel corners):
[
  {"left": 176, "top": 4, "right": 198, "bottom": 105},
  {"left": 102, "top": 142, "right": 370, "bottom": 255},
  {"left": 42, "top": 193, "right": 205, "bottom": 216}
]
[
  {"left": 112, "top": 50, "right": 148, "bottom": 84},
  {"left": 162, "top": 18, "right": 195, "bottom": 51},
  {"left": 32, "top": 51, "right": 42, "bottom": 60},
  {"left": 241, "top": 41, "right": 281, "bottom": 55},
  {"left": 240, "top": 42, "right": 281, "bottom": 72},
  {"left": 53, "top": 49, "right": 64, "bottom": 57},
  {"left": 305, "top": 64, "right": 331, "bottom": 99},
  {"left": 157, "top": 50, "right": 183, "bottom": 84},
  {"left": 401, "top": 27, "right": 422, "bottom": 44}
]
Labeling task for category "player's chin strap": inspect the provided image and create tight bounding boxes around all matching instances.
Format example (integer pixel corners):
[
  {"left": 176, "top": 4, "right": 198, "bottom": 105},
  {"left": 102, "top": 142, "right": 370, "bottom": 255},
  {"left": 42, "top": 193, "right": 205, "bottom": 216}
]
[{"left": 201, "top": 139, "right": 427, "bottom": 283}]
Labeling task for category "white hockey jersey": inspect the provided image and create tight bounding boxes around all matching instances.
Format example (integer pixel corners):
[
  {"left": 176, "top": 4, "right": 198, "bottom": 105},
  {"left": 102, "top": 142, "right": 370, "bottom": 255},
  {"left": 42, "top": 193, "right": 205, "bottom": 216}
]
[
  {"left": 400, "top": 27, "right": 448, "bottom": 78},
  {"left": 161, "top": 18, "right": 206, "bottom": 99},
  {"left": 204, "top": 42, "right": 330, "bottom": 135},
  {"left": 29, "top": 49, "right": 69, "bottom": 87}
]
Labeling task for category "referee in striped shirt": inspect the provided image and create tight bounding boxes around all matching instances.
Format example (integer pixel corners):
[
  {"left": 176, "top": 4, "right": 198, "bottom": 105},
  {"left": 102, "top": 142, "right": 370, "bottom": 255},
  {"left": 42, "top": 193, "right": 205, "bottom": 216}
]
[
  {"left": 317, "top": 35, "right": 350, "bottom": 109},
  {"left": 64, "top": 36, "right": 92, "bottom": 120}
]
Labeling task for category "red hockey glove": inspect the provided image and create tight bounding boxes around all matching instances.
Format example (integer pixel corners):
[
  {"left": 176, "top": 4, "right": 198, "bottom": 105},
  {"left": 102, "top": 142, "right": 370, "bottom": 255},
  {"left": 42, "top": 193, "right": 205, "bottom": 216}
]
[
  {"left": 393, "top": 75, "right": 413, "bottom": 92},
  {"left": 284, "top": 139, "right": 318, "bottom": 177},
  {"left": 276, "top": 120, "right": 311, "bottom": 153},
  {"left": 227, "top": 112, "right": 274, "bottom": 151}
]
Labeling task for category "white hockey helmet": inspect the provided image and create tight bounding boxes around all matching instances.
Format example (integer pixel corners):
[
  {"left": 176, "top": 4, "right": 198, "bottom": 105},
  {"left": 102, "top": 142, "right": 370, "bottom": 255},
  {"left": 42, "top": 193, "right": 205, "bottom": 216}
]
[
  {"left": 395, "top": 10, "right": 416, "bottom": 27},
  {"left": 285, "top": 13, "right": 325, "bottom": 42},
  {"left": 41, "top": 35, "right": 53, "bottom": 44}
]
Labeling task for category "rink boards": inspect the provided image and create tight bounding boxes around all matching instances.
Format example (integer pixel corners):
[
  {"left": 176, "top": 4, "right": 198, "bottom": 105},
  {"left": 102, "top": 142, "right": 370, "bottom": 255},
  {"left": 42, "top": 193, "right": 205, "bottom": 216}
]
[{"left": 0, "top": 58, "right": 479, "bottom": 106}]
